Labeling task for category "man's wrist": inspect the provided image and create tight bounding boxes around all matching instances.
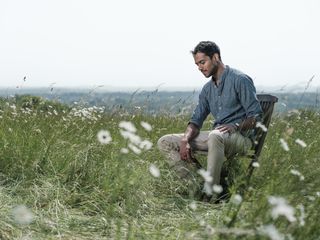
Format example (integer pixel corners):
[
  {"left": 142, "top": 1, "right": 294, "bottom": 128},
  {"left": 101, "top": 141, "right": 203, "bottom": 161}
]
[
  {"left": 181, "top": 137, "right": 189, "bottom": 143},
  {"left": 233, "top": 123, "right": 240, "bottom": 131}
]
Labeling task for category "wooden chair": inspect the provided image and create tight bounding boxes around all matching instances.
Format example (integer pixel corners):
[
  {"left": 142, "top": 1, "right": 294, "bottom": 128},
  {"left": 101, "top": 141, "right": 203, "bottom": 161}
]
[
  {"left": 247, "top": 94, "right": 278, "bottom": 177},
  {"left": 227, "top": 94, "right": 278, "bottom": 226},
  {"left": 191, "top": 94, "right": 278, "bottom": 199}
]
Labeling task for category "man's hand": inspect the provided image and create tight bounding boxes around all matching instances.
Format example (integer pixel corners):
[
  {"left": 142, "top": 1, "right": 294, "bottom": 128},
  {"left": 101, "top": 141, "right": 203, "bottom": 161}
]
[
  {"left": 215, "top": 124, "right": 237, "bottom": 134},
  {"left": 179, "top": 139, "right": 192, "bottom": 161},
  {"left": 179, "top": 123, "right": 200, "bottom": 161}
]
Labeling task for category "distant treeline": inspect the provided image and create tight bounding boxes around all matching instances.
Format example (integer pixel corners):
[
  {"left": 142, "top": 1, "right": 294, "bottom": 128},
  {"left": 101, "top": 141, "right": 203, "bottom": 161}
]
[{"left": 0, "top": 88, "right": 319, "bottom": 114}]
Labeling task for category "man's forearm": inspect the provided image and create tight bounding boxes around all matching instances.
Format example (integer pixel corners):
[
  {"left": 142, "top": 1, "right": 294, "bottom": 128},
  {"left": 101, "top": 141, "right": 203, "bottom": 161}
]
[{"left": 181, "top": 123, "right": 200, "bottom": 143}]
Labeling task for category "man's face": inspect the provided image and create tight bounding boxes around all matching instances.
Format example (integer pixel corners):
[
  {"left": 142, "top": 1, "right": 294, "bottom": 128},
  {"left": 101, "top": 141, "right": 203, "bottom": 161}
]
[{"left": 193, "top": 52, "right": 219, "bottom": 78}]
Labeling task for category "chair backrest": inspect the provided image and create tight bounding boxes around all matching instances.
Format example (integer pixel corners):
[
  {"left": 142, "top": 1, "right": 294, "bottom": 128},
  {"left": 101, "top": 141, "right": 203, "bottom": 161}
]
[{"left": 252, "top": 94, "right": 278, "bottom": 159}]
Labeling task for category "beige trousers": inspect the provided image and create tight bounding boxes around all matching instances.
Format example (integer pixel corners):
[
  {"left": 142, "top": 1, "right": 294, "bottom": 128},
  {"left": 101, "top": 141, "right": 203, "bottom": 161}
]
[{"left": 157, "top": 130, "right": 252, "bottom": 195}]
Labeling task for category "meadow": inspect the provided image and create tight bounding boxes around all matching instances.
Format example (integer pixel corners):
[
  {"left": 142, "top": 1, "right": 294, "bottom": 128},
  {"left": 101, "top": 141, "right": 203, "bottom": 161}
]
[{"left": 0, "top": 95, "right": 319, "bottom": 239}]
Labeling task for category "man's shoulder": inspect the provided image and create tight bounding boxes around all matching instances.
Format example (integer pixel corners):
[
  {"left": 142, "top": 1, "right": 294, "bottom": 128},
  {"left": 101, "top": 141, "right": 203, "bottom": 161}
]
[
  {"left": 228, "top": 66, "right": 249, "bottom": 79},
  {"left": 201, "top": 80, "right": 213, "bottom": 91},
  {"left": 227, "top": 66, "right": 253, "bottom": 85}
]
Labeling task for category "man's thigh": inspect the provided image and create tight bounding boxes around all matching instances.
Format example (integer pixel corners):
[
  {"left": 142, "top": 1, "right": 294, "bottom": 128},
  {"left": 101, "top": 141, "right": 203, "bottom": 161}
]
[
  {"left": 191, "top": 130, "right": 252, "bottom": 156},
  {"left": 190, "top": 131, "right": 210, "bottom": 151},
  {"left": 224, "top": 132, "right": 252, "bottom": 157}
]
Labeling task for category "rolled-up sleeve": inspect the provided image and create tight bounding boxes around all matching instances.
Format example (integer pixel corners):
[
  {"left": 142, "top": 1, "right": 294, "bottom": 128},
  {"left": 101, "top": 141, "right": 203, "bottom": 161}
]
[
  {"left": 189, "top": 88, "right": 210, "bottom": 129},
  {"left": 237, "top": 75, "right": 263, "bottom": 121}
]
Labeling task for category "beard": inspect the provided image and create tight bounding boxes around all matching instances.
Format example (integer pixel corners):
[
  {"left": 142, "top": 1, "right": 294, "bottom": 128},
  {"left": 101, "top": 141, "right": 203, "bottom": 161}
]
[{"left": 208, "top": 64, "right": 219, "bottom": 78}]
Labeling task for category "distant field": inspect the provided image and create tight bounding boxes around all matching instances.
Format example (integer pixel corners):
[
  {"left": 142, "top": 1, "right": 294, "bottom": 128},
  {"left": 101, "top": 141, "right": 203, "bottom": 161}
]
[
  {"left": 0, "top": 88, "right": 319, "bottom": 114},
  {"left": 0, "top": 95, "right": 319, "bottom": 239}
]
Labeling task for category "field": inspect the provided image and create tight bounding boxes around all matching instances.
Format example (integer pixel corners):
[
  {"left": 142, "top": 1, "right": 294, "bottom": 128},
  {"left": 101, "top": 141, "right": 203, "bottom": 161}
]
[{"left": 0, "top": 95, "right": 319, "bottom": 239}]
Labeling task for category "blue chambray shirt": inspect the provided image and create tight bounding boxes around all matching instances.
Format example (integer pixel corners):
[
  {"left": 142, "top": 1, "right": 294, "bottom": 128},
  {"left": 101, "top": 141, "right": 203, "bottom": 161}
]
[{"left": 190, "top": 66, "right": 262, "bottom": 134}]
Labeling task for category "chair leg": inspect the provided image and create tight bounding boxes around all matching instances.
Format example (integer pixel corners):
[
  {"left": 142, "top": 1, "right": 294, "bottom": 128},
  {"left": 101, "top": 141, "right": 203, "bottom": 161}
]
[{"left": 246, "top": 155, "right": 258, "bottom": 185}]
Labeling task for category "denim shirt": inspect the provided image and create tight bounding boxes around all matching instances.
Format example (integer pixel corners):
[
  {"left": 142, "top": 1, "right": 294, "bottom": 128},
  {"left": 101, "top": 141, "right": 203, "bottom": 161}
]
[{"left": 190, "top": 66, "right": 262, "bottom": 134}]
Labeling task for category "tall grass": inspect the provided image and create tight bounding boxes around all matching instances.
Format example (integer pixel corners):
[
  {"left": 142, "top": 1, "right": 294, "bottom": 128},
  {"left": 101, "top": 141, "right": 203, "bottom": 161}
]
[{"left": 0, "top": 96, "right": 319, "bottom": 239}]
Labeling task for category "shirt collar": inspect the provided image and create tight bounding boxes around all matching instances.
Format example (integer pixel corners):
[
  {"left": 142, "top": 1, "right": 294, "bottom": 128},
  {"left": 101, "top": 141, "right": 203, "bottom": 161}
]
[
  {"left": 211, "top": 65, "right": 229, "bottom": 87},
  {"left": 219, "top": 65, "right": 229, "bottom": 85}
]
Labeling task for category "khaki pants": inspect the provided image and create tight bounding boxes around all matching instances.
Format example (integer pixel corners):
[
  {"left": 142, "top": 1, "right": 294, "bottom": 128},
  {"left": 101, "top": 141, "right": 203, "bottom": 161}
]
[{"left": 157, "top": 130, "right": 252, "bottom": 195}]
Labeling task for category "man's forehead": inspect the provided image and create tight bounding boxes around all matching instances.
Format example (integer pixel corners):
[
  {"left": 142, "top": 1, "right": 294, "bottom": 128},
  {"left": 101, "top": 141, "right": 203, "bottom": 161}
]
[{"left": 194, "top": 52, "right": 209, "bottom": 62}]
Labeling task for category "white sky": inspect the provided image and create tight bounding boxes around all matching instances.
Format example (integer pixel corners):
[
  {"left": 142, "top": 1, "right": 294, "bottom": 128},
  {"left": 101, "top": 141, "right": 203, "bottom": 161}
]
[{"left": 0, "top": 0, "right": 319, "bottom": 91}]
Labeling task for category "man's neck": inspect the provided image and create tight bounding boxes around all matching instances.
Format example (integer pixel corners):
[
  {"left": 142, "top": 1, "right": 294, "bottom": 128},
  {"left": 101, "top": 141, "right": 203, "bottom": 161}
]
[{"left": 212, "top": 64, "right": 226, "bottom": 86}]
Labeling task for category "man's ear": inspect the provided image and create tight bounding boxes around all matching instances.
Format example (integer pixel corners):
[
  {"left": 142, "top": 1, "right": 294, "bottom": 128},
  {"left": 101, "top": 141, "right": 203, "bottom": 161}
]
[{"left": 213, "top": 53, "right": 220, "bottom": 61}]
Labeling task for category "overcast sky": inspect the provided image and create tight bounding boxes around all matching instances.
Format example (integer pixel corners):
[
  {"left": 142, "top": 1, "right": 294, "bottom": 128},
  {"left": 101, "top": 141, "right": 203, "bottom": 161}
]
[{"left": 1, "top": 0, "right": 319, "bottom": 91}]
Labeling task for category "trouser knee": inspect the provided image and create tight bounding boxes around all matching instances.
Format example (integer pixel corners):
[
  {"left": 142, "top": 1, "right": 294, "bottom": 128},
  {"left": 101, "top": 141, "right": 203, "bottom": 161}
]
[
  {"left": 157, "top": 135, "right": 166, "bottom": 150},
  {"left": 208, "top": 129, "right": 225, "bottom": 145},
  {"left": 157, "top": 134, "right": 179, "bottom": 152}
]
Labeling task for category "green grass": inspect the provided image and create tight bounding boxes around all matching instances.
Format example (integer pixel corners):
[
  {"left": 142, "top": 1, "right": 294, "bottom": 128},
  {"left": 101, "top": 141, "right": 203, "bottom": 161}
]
[{"left": 0, "top": 97, "right": 320, "bottom": 239}]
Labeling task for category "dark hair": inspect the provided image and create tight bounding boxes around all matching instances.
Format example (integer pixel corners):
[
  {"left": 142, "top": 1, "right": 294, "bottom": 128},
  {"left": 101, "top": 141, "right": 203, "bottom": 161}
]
[{"left": 191, "top": 41, "right": 221, "bottom": 60}]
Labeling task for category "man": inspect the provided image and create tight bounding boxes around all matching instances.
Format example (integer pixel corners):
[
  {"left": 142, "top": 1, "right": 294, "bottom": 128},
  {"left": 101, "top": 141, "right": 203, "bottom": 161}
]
[{"left": 157, "top": 41, "right": 262, "bottom": 201}]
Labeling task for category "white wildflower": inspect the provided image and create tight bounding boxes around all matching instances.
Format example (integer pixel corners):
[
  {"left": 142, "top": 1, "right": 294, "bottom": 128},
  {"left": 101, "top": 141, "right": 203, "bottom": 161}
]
[
  {"left": 199, "top": 219, "right": 206, "bottom": 227},
  {"left": 203, "top": 182, "right": 213, "bottom": 196},
  {"left": 128, "top": 143, "right": 141, "bottom": 154},
  {"left": 140, "top": 121, "right": 152, "bottom": 131},
  {"left": 288, "top": 109, "right": 300, "bottom": 115},
  {"left": 290, "top": 169, "right": 305, "bottom": 181},
  {"left": 139, "top": 140, "right": 153, "bottom": 150},
  {"left": 252, "top": 162, "right": 260, "bottom": 168},
  {"left": 307, "top": 196, "right": 315, "bottom": 201},
  {"left": 213, "top": 184, "right": 223, "bottom": 194},
  {"left": 256, "top": 122, "right": 268, "bottom": 132},
  {"left": 260, "top": 224, "right": 284, "bottom": 240},
  {"left": 197, "top": 169, "right": 213, "bottom": 183},
  {"left": 120, "top": 148, "right": 129, "bottom": 154},
  {"left": 97, "top": 130, "right": 112, "bottom": 145},
  {"left": 232, "top": 194, "right": 242, "bottom": 205},
  {"left": 281, "top": 103, "right": 287, "bottom": 107},
  {"left": 12, "top": 205, "right": 34, "bottom": 225},
  {"left": 149, "top": 164, "right": 160, "bottom": 178},
  {"left": 119, "top": 121, "right": 136, "bottom": 133},
  {"left": 316, "top": 192, "right": 320, "bottom": 197},
  {"left": 297, "top": 204, "right": 305, "bottom": 226},
  {"left": 189, "top": 201, "right": 197, "bottom": 210},
  {"left": 34, "top": 129, "right": 41, "bottom": 134},
  {"left": 295, "top": 138, "right": 307, "bottom": 148},
  {"left": 279, "top": 138, "right": 289, "bottom": 151},
  {"left": 205, "top": 224, "right": 215, "bottom": 235},
  {"left": 120, "top": 130, "right": 142, "bottom": 145},
  {"left": 268, "top": 196, "right": 296, "bottom": 222}
]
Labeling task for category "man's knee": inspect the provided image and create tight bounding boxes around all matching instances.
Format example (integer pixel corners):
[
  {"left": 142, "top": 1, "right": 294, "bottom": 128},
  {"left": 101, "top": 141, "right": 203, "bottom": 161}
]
[
  {"left": 208, "top": 129, "right": 225, "bottom": 144},
  {"left": 157, "top": 135, "right": 169, "bottom": 150},
  {"left": 157, "top": 134, "right": 179, "bottom": 152}
]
